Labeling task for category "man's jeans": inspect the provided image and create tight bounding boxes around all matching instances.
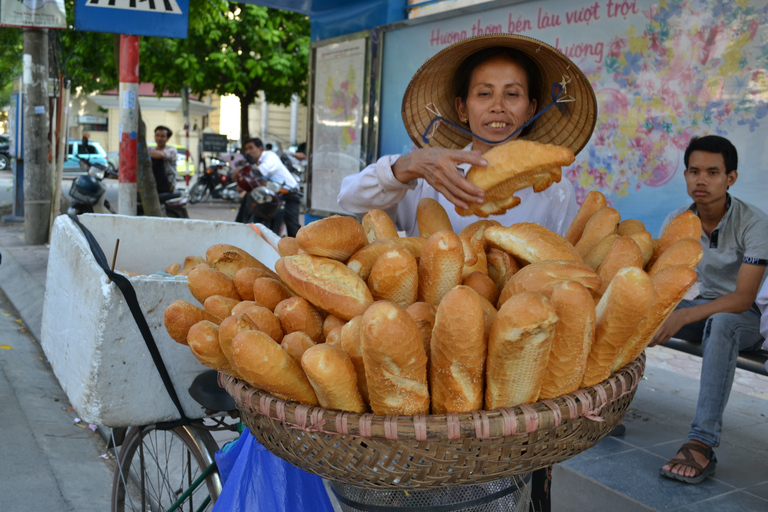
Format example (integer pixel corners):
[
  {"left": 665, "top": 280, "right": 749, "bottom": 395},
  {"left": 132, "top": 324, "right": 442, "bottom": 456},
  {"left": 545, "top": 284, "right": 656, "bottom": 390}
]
[{"left": 674, "top": 298, "right": 763, "bottom": 447}]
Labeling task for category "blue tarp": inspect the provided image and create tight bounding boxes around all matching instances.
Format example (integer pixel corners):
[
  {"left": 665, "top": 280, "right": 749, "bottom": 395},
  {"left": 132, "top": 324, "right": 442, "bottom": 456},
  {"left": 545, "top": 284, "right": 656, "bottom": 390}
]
[{"left": 212, "top": 428, "right": 335, "bottom": 512}]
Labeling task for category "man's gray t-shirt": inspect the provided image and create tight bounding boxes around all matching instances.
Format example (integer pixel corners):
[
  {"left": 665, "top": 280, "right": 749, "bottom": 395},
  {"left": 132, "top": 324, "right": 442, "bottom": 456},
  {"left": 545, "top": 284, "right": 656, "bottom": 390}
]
[{"left": 660, "top": 195, "right": 768, "bottom": 300}]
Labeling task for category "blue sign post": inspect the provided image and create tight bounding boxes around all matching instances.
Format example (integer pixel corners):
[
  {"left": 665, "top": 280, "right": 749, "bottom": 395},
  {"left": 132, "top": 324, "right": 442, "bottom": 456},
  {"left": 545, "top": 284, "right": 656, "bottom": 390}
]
[{"left": 75, "top": 0, "right": 189, "bottom": 39}]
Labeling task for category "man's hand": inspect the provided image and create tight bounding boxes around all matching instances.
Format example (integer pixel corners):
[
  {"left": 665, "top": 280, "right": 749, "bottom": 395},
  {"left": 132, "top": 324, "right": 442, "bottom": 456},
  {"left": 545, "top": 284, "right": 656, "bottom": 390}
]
[
  {"left": 649, "top": 309, "right": 690, "bottom": 347},
  {"left": 392, "top": 148, "right": 488, "bottom": 210}
]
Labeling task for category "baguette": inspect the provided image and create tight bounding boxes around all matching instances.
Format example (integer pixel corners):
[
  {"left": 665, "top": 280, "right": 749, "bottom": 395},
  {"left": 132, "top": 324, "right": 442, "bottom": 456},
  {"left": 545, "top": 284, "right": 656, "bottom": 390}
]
[
  {"left": 203, "top": 295, "right": 240, "bottom": 319},
  {"left": 217, "top": 313, "right": 257, "bottom": 371},
  {"left": 430, "top": 286, "right": 487, "bottom": 414},
  {"left": 648, "top": 210, "right": 702, "bottom": 268},
  {"left": 462, "top": 271, "right": 500, "bottom": 305},
  {"left": 362, "top": 209, "right": 399, "bottom": 242},
  {"left": 361, "top": 301, "right": 429, "bottom": 415},
  {"left": 277, "top": 237, "right": 301, "bottom": 257},
  {"left": 456, "top": 140, "right": 574, "bottom": 217},
  {"left": 458, "top": 219, "right": 501, "bottom": 250},
  {"left": 252, "top": 276, "right": 294, "bottom": 311},
  {"left": 274, "top": 296, "right": 325, "bottom": 344},
  {"left": 418, "top": 230, "right": 464, "bottom": 306},
  {"left": 275, "top": 254, "right": 373, "bottom": 321},
  {"left": 233, "top": 267, "right": 277, "bottom": 301},
  {"left": 186, "top": 320, "right": 233, "bottom": 373},
  {"left": 323, "top": 315, "right": 347, "bottom": 340},
  {"left": 594, "top": 236, "right": 644, "bottom": 297},
  {"left": 301, "top": 344, "right": 366, "bottom": 413},
  {"left": 405, "top": 302, "right": 437, "bottom": 371},
  {"left": 231, "top": 330, "right": 318, "bottom": 405},
  {"left": 206, "top": 244, "right": 275, "bottom": 280},
  {"left": 538, "top": 281, "right": 595, "bottom": 399},
  {"left": 564, "top": 190, "right": 607, "bottom": 245},
  {"left": 574, "top": 207, "right": 621, "bottom": 258},
  {"left": 417, "top": 198, "right": 453, "bottom": 238},
  {"left": 460, "top": 234, "right": 488, "bottom": 278},
  {"left": 231, "top": 300, "right": 258, "bottom": 315},
  {"left": 484, "top": 223, "right": 582, "bottom": 264},
  {"left": 187, "top": 265, "right": 241, "bottom": 304},
  {"left": 485, "top": 291, "right": 558, "bottom": 409},
  {"left": 367, "top": 247, "right": 419, "bottom": 308},
  {"left": 178, "top": 256, "right": 207, "bottom": 276},
  {"left": 629, "top": 230, "right": 654, "bottom": 268},
  {"left": 647, "top": 238, "right": 702, "bottom": 276},
  {"left": 617, "top": 219, "right": 646, "bottom": 236},
  {"left": 497, "top": 260, "right": 601, "bottom": 307},
  {"left": 346, "top": 237, "right": 426, "bottom": 281},
  {"left": 241, "top": 305, "right": 284, "bottom": 342},
  {"left": 339, "top": 315, "right": 369, "bottom": 405},
  {"left": 296, "top": 215, "right": 368, "bottom": 262},
  {"left": 583, "top": 234, "right": 619, "bottom": 270},
  {"left": 280, "top": 331, "right": 316, "bottom": 365},
  {"left": 612, "top": 265, "right": 698, "bottom": 371},
  {"left": 486, "top": 248, "right": 520, "bottom": 290},
  {"left": 581, "top": 267, "right": 652, "bottom": 387},
  {"left": 164, "top": 299, "right": 222, "bottom": 345},
  {"left": 165, "top": 263, "right": 181, "bottom": 276}
]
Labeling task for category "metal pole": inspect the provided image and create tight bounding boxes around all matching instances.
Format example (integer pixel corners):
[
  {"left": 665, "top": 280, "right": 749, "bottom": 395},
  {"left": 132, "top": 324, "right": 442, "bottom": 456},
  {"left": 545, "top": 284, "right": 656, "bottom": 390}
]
[
  {"left": 22, "top": 27, "right": 51, "bottom": 244},
  {"left": 118, "top": 35, "right": 139, "bottom": 215},
  {"left": 290, "top": 93, "right": 299, "bottom": 146}
]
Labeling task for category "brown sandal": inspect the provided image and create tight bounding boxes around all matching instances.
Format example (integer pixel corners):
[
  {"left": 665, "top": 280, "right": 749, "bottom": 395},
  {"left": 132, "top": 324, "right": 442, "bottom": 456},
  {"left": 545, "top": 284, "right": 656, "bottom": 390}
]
[{"left": 659, "top": 441, "right": 717, "bottom": 484}]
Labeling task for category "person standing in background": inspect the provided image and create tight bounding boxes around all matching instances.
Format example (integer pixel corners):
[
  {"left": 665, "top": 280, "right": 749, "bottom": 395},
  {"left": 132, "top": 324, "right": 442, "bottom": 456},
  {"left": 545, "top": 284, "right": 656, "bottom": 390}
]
[{"left": 150, "top": 125, "right": 178, "bottom": 194}]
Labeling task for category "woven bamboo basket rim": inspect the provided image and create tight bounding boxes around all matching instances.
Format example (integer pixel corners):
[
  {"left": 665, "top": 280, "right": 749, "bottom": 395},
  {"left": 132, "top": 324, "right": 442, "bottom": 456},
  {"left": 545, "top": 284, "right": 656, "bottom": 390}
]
[{"left": 220, "top": 354, "right": 644, "bottom": 442}]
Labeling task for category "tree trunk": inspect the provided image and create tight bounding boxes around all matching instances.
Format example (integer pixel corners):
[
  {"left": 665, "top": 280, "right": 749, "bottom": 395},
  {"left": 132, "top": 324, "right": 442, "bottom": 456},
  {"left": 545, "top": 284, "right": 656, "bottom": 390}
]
[
  {"left": 136, "top": 103, "right": 163, "bottom": 217},
  {"left": 239, "top": 95, "right": 250, "bottom": 146}
]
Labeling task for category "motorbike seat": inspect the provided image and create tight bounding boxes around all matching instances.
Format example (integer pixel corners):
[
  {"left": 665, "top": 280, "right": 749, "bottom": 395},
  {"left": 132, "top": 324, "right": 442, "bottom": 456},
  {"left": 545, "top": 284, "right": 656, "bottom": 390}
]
[{"left": 158, "top": 191, "right": 182, "bottom": 202}]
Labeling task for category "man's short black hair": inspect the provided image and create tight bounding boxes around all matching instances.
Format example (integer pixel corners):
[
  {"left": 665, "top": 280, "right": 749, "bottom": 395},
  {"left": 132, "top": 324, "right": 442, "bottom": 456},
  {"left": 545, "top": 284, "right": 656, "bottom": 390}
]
[
  {"left": 155, "top": 125, "right": 173, "bottom": 138},
  {"left": 243, "top": 137, "right": 263, "bottom": 149},
  {"left": 684, "top": 135, "right": 738, "bottom": 174}
]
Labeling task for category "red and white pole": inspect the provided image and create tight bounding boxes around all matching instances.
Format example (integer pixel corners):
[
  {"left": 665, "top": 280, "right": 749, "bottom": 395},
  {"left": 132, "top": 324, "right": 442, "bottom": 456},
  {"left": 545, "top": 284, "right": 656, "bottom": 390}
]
[{"left": 118, "top": 35, "right": 139, "bottom": 215}]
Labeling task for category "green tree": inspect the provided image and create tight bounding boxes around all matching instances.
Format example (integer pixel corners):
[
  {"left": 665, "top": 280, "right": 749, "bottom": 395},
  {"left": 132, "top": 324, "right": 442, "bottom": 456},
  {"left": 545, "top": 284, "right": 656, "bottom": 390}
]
[
  {"left": 141, "top": 3, "right": 310, "bottom": 144},
  {"left": 0, "top": 28, "right": 23, "bottom": 126}
]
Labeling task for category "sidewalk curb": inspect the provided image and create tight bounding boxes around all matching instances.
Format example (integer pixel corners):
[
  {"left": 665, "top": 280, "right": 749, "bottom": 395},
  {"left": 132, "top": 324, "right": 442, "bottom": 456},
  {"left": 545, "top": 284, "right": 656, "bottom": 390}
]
[{"left": 0, "top": 243, "right": 45, "bottom": 342}]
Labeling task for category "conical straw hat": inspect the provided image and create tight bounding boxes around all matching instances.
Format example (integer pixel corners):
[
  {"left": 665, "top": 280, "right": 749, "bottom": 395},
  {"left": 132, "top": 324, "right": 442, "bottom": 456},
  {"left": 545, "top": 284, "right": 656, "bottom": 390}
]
[{"left": 401, "top": 34, "right": 597, "bottom": 155}]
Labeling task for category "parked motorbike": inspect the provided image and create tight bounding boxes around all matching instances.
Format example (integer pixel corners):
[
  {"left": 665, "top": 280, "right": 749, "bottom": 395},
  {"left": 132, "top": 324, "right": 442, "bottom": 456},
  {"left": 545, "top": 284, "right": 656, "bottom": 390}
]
[
  {"left": 187, "top": 159, "right": 239, "bottom": 203},
  {"left": 137, "top": 191, "right": 190, "bottom": 218},
  {"left": 237, "top": 156, "right": 285, "bottom": 226},
  {"left": 67, "top": 141, "right": 118, "bottom": 215}
]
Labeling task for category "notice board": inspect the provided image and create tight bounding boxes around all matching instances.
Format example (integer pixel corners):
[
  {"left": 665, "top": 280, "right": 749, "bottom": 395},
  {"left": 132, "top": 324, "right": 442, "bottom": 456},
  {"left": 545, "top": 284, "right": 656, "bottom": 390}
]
[{"left": 378, "top": 0, "right": 768, "bottom": 235}]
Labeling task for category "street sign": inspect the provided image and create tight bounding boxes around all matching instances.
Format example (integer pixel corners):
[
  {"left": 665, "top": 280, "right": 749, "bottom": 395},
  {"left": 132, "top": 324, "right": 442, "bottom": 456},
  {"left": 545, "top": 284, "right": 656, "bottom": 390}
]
[
  {"left": 74, "top": 0, "right": 189, "bottom": 39},
  {"left": 201, "top": 133, "right": 229, "bottom": 153}
]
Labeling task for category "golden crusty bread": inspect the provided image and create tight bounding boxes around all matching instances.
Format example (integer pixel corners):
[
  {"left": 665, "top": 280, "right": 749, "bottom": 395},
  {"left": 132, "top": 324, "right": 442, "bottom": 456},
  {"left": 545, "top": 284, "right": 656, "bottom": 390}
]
[
  {"left": 564, "top": 190, "right": 607, "bottom": 245},
  {"left": 594, "top": 236, "right": 644, "bottom": 297},
  {"left": 484, "top": 223, "right": 582, "bottom": 264},
  {"left": 347, "top": 237, "right": 426, "bottom": 281},
  {"left": 241, "top": 305, "right": 284, "bottom": 343},
  {"left": 497, "top": 260, "right": 601, "bottom": 307},
  {"left": 231, "top": 300, "right": 258, "bottom": 315},
  {"left": 164, "top": 300, "right": 222, "bottom": 345},
  {"left": 187, "top": 265, "right": 241, "bottom": 304},
  {"left": 405, "top": 302, "right": 437, "bottom": 371},
  {"left": 178, "top": 256, "right": 207, "bottom": 276},
  {"left": 648, "top": 210, "right": 703, "bottom": 268},
  {"left": 203, "top": 295, "right": 240, "bottom": 319},
  {"left": 362, "top": 209, "right": 399, "bottom": 243},
  {"left": 280, "top": 331, "right": 316, "bottom": 366},
  {"left": 323, "top": 315, "right": 346, "bottom": 340},
  {"left": 361, "top": 301, "right": 429, "bottom": 415},
  {"left": 458, "top": 219, "right": 501, "bottom": 250},
  {"left": 275, "top": 254, "right": 374, "bottom": 321},
  {"left": 581, "top": 267, "right": 653, "bottom": 387},
  {"left": 583, "top": 233, "right": 619, "bottom": 270},
  {"left": 231, "top": 330, "right": 318, "bottom": 405},
  {"left": 252, "top": 276, "right": 294, "bottom": 311},
  {"left": 301, "top": 344, "right": 366, "bottom": 413},
  {"left": 217, "top": 313, "right": 257, "bottom": 371},
  {"left": 456, "top": 140, "right": 575, "bottom": 217},
  {"left": 617, "top": 218, "right": 646, "bottom": 236},
  {"left": 612, "top": 265, "right": 698, "bottom": 372},
  {"left": 274, "top": 296, "right": 325, "bottom": 344},
  {"left": 629, "top": 230, "right": 654, "bottom": 268},
  {"left": 462, "top": 271, "right": 500, "bottom": 305},
  {"left": 187, "top": 320, "right": 233, "bottom": 373},
  {"left": 430, "top": 286, "right": 487, "bottom": 414},
  {"left": 647, "top": 238, "right": 702, "bottom": 276},
  {"left": 296, "top": 215, "right": 368, "bottom": 262},
  {"left": 233, "top": 267, "right": 276, "bottom": 301},
  {"left": 165, "top": 263, "right": 181, "bottom": 276},
  {"left": 574, "top": 207, "right": 621, "bottom": 258},
  {"left": 206, "top": 244, "right": 276, "bottom": 280},
  {"left": 277, "top": 237, "right": 301, "bottom": 257},
  {"left": 367, "top": 247, "right": 419, "bottom": 308},
  {"left": 538, "top": 281, "right": 595, "bottom": 399},
  {"left": 460, "top": 234, "right": 488, "bottom": 278},
  {"left": 417, "top": 198, "right": 453, "bottom": 238},
  {"left": 485, "top": 291, "right": 559, "bottom": 410},
  {"left": 418, "top": 230, "right": 465, "bottom": 306},
  {"left": 324, "top": 325, "right": 343, "bottom": 347},
  {"left": 339, "top": 315, "right": 369, "bottom": 405},
  {"left": 486, "top": 248, "right": 520, "bottom": 291}
]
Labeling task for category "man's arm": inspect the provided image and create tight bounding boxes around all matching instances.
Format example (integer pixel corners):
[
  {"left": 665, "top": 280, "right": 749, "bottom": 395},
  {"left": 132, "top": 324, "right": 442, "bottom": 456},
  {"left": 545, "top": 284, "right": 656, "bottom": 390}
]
[{"left": 650, "top": 262, "right": 766, "bottom": 346}]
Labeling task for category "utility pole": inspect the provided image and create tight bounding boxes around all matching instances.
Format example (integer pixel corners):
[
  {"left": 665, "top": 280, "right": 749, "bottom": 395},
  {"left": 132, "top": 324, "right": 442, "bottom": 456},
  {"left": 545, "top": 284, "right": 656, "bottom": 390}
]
[
  {"left": 118, "top": 35, "right": 139, "bottom": 215},
  {"left": 23, "top": 28, "right": 51, "bottom": 245}
]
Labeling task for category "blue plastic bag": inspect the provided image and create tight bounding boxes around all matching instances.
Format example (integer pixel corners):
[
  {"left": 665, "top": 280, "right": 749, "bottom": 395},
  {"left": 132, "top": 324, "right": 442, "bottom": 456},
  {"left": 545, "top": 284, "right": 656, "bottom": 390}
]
[{"left": 212, "top": 428, "right": 335, "bottom": 512}]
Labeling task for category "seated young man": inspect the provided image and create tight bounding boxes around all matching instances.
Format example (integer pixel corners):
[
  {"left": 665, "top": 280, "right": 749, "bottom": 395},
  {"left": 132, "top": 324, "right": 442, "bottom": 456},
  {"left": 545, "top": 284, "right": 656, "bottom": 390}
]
[{"left": 650, "top": 135, "right": 768, "bottom": 484}]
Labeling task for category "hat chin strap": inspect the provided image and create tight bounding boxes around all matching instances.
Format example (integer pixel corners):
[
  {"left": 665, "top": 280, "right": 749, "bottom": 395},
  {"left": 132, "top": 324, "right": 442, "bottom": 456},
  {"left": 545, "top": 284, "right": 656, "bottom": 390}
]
[{"left": 421, "top": 81, "right": 567, "bottom": 146}]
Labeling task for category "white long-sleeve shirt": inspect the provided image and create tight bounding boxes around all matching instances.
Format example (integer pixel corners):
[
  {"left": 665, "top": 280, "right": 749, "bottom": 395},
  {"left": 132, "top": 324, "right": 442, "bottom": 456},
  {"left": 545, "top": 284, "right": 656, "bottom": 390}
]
[{"left": 337, "top": 152, "right": 579, "bottom": 237}]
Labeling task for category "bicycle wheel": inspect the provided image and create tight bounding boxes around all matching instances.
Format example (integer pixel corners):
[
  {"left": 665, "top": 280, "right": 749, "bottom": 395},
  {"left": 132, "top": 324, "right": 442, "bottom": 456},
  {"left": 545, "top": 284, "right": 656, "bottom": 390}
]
[
  {"left": 188, "top": 181, "right": 209, "bottom": 204},
  {"left": 112, "top": 424, "right": 222, "bottom": 512}
]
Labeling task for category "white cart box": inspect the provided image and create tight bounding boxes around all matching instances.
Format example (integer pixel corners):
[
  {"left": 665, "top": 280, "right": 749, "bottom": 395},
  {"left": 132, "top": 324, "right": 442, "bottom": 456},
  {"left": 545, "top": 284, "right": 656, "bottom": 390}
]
[{"left": 40, "top": 214, "right": 280, "bottom": 427}]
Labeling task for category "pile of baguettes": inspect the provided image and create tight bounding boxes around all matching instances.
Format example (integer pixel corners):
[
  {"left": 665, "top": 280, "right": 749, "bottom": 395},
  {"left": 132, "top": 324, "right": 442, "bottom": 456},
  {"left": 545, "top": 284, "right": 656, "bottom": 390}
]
[{"left": 164, "top": 190, "right": 702, "bottom": 416}]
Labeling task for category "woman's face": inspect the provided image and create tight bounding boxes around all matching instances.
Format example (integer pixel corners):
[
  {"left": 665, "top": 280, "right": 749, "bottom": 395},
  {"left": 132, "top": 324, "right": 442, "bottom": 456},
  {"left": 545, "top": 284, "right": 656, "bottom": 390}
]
[{"left": 455, "top": 55, "right": 537, "bottom": 154}]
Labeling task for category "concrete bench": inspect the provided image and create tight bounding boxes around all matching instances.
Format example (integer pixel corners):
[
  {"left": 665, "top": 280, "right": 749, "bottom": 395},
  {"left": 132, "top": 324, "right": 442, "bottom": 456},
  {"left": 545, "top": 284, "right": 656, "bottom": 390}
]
[{"left": 664, "top": 337, "right": 768, "bottom": 377}]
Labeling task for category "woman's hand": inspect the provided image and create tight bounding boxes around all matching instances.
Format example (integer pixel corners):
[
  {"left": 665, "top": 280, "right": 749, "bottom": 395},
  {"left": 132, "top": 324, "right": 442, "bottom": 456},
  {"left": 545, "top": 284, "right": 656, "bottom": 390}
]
[{"left": 392, "top": 148, "right": 488, "bottom": 210}]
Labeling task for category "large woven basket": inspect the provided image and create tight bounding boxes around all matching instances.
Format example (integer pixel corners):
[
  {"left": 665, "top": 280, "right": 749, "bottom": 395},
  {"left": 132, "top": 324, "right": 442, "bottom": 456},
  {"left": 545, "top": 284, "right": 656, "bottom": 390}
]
[{"left": 220, "top": 354, "right": 644, "bottom": 490}]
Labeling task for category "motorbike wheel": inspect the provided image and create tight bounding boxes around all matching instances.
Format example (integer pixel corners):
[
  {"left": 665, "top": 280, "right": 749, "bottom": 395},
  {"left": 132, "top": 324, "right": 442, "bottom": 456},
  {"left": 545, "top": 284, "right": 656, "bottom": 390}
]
[
  {"left": 188, "top": 181, "right": 210, "bottom": 204},
  {"left": 165, "top": 206, "right": 189, "bottom": 219},
  {"left": 0, "top": 154, "right": 9, "bottom": 171}
]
